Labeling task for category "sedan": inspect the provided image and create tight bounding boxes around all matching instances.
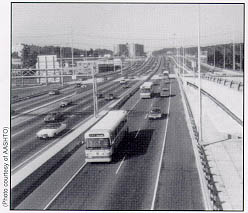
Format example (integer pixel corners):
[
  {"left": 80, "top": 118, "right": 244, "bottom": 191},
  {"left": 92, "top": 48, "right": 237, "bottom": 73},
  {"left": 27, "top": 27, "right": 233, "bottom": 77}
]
[
  {"left": 36, "top": 123, "right": 67, "bottom": 139},
  {"left": 44, "top": 112, "right": 64, "bottom": 123},
  {"left": 148, "top": 107, "right": 162, "bottom": 120},
  {"left": 60, "top": 99, "right": 72, "bottom": 107},
  {"left": 105, "top": 93, "right": 115, "bottom": 101},
  {"left": 48, "top": 89, "right": 60, "bottom": 95}
]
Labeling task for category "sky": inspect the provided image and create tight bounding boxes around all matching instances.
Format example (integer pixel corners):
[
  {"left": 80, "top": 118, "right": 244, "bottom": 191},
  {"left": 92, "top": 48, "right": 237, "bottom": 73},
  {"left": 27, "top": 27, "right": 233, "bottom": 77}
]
[{"left": 12, "top": 3, "right": 244, "bottom": 51}]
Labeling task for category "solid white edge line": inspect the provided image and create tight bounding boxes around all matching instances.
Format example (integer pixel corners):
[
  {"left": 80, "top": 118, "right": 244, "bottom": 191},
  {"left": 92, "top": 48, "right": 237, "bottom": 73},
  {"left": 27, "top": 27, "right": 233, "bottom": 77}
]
[
  {"left": 115, "top": 155, "right": 126, "bottom": 175},
  {"left": 150, "top": 81, "right": 171, "bottom": 210},
  {"left": 43, "top": 162, "right": 87, "bottom": 210}
]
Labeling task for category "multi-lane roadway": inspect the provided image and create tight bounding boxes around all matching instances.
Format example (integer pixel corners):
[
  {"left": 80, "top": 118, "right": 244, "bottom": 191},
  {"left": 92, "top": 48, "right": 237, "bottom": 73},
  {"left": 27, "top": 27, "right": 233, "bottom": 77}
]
[{"left": 13, "top": 56, "right": 204, "bottom": 210}]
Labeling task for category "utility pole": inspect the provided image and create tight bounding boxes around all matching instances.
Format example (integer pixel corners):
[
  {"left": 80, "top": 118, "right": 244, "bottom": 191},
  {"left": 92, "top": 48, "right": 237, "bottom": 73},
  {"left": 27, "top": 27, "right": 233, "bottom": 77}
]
[
  {"left": 233, "top": 34, "right": 235, "bottom": 71},
  {"left": 92, "top": 63, "right": 98, "bottom": 117},
  {"left": 213, "top": 45, "right": 215, "bottom": 67},
  {"left": 197, "top": 4, "right": 202, "bottom": 143},
  {"left": 183, "top": 44, "right": 185, "bottom": 85},
  {"left": 223, "top": 45, "right": 226, "bottom": 69},
  {"left": 60, "top": 46, "right": 64, "bottom": 86},
  {"left": 71, "top": 28, "right": 75, "bottom": 79},
  {"left": 240, "top": 43, "right": 242, "bottom": 71}
]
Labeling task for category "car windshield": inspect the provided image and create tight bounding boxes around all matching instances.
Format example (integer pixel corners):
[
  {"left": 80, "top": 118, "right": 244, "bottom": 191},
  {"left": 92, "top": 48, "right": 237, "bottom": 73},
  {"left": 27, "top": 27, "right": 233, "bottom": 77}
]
[
  {"left": 151, "top": 108, "right": 161, "bottom": 113},
  {"left": 45, "top": 123, "right": 61, "bottom": 129},
  {"left": 86, "top": 138, "right": 110, "bottom": 149}
]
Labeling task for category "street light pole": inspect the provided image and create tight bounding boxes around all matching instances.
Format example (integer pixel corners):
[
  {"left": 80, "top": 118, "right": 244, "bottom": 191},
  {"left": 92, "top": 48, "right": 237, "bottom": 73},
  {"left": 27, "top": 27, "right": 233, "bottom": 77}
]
[
  {"left": 223, "top": 45, "right": 226, "bottom": 69},
  {"left": 92, "top": 63, "right": 98, "bottom": 118},
  {"left": 233, "top": 34, "right": 235, "bottom": 71},
  {"left": 197, "top": 4, "right": 202, "bottom": 143},
  {"left": 213, "top": 45, "right": 215, "bottom": 68}
]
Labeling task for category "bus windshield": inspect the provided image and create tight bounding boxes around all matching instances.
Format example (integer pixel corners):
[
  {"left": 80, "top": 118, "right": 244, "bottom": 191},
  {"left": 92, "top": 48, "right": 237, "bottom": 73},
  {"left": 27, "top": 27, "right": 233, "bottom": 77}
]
[
  {"left": 86, "top": 138, "right": 110, "bottom": 149},
  {"left": 141, "top": 88, "right": 151, "bottom": 93}
]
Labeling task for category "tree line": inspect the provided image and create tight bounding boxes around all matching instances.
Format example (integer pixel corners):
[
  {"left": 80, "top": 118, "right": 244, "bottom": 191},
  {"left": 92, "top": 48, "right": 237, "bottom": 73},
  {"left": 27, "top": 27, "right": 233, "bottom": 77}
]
[
  {"left": 153, "top": 43, "right": 244, "bottom": 71},
  {"left": 12, "top": 44, "right": 113, "bottom": 68}
]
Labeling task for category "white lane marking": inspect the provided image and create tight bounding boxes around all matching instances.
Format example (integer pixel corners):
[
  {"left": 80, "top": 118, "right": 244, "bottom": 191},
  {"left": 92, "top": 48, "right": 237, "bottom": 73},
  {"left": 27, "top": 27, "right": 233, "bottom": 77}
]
[
  {"left": 151, "top": 82, "right": 171, "bottom": 210},
  {"left": 116, "top": 155, "right": 126, "bottom": 175},
  {"left": 11, "top": 129, "right": 25, "bottom": 138},
  {"left": 134, "top": 128, "right": 141, "bottom": 138},
  {"left": 145, "top": 113, "right": 148, "bottom": 119},
  {"left": 43, "top": 162, "right": 88, "bottom": 210}
]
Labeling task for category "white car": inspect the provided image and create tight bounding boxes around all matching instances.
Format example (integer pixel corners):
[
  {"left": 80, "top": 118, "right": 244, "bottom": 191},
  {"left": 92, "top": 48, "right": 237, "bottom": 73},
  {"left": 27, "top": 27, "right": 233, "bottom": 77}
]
[
  {"left": 148, "top": 107, "right": 162, "bottom": 120},
  {"left": 36, "top": 123, "right": 67, "bottom": 139}
]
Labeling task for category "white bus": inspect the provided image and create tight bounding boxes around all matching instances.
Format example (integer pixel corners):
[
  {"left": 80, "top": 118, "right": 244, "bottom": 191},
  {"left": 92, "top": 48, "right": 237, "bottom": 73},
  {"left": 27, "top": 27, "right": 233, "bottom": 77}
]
[
  {"left": 84, "top": 110, "right": 128, "bottom": 162},
  {"left": 140, "top": 81, "right": 154, "bottom": 98}
]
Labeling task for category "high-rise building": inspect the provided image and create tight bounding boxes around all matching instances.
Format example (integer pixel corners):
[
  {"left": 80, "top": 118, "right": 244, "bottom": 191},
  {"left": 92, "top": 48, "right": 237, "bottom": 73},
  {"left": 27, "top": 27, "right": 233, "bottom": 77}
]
[
  {"left": 127, "top": 43, "right": 145, "bottom": 57},
  {"left": 114, "top": 43, "right": 145, "bottom": 57},
  {"left": 114, "top": 44, "right": 128, "bottom": 57}
]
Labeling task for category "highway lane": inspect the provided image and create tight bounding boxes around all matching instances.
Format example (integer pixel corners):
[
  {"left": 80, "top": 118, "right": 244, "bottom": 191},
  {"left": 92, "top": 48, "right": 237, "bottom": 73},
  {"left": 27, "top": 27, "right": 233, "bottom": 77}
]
[
  {"left": 11, "top": 57, "right": 155, "bottom": 125},
  {"left": 11, "top": 57, "right": 153, "bottom": 115},
  {"left": 45, "top": 57, "right": 204, "bottom": 210},
  {"left": 11, "top": 59, "right": 156, "bottom": 133},
  {"left": 11, "top": 56, "right": 163, "bottom": 208},
  {"left": 11, "top": 57, "right": 159, "bottom": 168},
  {"left": 11, "top": 79, "right": 141, "bottom": 168},
  {"left": 45, "top": 60, "right": 167, "bottom": 210},
  {"left": 14, "top": 55, "right": 163, "bottom": 208},
  {"left": 153, "top": 59, "right": 204, "bottom": 210}
]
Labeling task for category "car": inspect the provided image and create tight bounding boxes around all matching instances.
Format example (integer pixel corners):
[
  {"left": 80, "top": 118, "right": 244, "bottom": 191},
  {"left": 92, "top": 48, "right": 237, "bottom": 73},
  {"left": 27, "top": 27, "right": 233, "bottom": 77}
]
[
  {"left": 123, "top": 84, "right": 129, "bottom": 89},
  {"left": 36, "top": 122, "right": 67, "bottom": 139},
  {"left": 148, "top": 107, "right": 162, "bottom": 120},
  {"left": 48, "top": 89, "right": 60, "bottom": 95},
  {"left": 120, "top": 79, "right": 127, "bottom": 84},
  {"left": 60, "top": 99, "right": 72, "bottom": 107},
  {"left": 105, "top": 93, "right": 115, "bottom": 101},
  {"left": 75, "top": 83, "right": 82, "bottom": 88},
  {"left": 44, "top": 112, "right": 64, "bottom": 123},
  {"left": 97, "top": 93, "right": 104, "bottom": 98}
]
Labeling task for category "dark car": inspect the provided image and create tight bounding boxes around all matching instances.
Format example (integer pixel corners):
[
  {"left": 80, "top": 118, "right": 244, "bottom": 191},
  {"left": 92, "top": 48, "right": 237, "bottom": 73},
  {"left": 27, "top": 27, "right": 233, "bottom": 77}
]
[
  {"left": 44, "top": 112, "right": 64, "bottom": 123},
  {"left": 48, "top": 89, "right": 60, "bottom": 95},
  {"left": 105, "top": 93, "right": 115, "bottom": 101},
  {"left": 60, "top": 99, "right": 72, "bottom": 107},
  {"left": 75, "top": 83, "right": 82, "bottom": 88},
  {"left": 97, "top": 93, "right": 104, "bottom": 98}
]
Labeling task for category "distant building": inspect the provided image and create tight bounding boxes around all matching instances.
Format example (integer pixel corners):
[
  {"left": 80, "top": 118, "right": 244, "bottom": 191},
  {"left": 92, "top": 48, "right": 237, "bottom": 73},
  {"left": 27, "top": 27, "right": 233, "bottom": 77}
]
[
  {"left": 201, "top": 50, "right": 208, "bottom": 63},
  {"left": 114, "top": 43, "right": 145, "bottom": 57},
  {"left": 36, "top": 55, "right": 60, "bottom": 83},
  {"left": 12, "top": 43, "right": 24, "bottom": 57},
  {"left": 114, "top": 44, "right": 129, "bottom": 57},
  {"left": 127, "top": 43, "right": 145, "bottom": 57},
  {"left": 12, "top": 58, "right": 22, "bottom": 69},
  {"left": 76, "top": 59, "right": 121, "bottom": 74}
]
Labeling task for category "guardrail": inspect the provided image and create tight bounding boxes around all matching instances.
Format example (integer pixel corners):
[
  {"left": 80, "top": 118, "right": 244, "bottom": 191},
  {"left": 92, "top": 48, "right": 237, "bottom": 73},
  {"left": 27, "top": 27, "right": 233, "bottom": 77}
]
[
  {"left": 11, "top": 56, "right": 161, "bottom": 208},
  {"left": 201, "top": 75, "right": 243, "bottom": 92},
  {"left": 186, "top": 81, "right": 243, "bottom": 127},
  {"left": 181, "top": 83, "right": 223, "bottom": 210},
  {"left": 172, "top": 57, "right": 223, "bottom": 210}
]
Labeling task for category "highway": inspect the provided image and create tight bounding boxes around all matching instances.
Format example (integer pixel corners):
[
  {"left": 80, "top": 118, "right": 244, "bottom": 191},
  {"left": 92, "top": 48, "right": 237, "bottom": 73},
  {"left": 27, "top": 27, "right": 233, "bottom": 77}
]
[
  {"left": 15, "top": 56, "right": 204, "bottom": 210},
  {"left": 11, "top": 57, "right": 157, "bottom": 169}
]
